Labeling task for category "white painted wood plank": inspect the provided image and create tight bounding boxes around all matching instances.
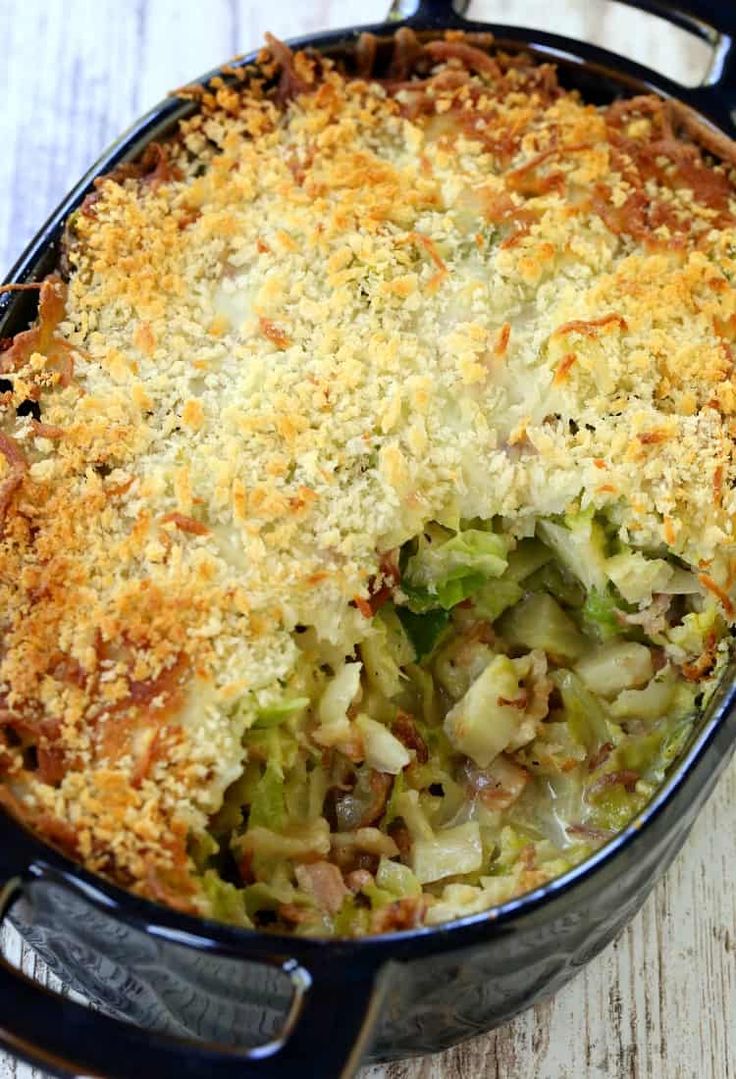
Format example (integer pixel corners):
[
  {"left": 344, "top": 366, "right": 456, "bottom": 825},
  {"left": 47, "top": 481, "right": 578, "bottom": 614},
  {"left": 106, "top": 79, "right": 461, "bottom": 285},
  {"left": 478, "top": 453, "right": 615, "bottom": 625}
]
[{"left": 0, "top": 4, "right": 734, "bottom": 1079}]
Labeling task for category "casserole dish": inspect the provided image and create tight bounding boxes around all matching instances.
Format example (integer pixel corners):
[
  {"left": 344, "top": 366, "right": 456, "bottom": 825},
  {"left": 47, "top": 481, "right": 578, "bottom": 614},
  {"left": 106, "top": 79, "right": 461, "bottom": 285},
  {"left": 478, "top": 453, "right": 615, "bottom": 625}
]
[{"left": 1, "top": 0, "right": 733, "bottom": 1074}]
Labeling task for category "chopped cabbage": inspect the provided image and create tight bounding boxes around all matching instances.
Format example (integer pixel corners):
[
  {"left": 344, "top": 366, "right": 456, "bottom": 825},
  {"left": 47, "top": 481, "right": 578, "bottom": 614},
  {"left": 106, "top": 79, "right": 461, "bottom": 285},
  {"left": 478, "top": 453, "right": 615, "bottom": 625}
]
[
  {"left": 200, "top": 871, "right": 251, "bottom": 926},
  {"left": 376, "top": 858, "right": 422, "bottom": 897},
  {"left": 314, "top": 661, "right": 362, "bottom": 749},
  {"left": 582, "top": 586, "right": 626, "bottom": 642},
  {"left": 404, "top": 528, "right": 509, "bottom": 609},
  {"left": 606, "top": 549, "right": 674, "bottom": 605},
  {"left": 412, "top": 820, "right": 483, "bottom": 883},
  {"left": 248, "top": 759, "right": 286, "bottom": 831},
  {"left": 395, "top": 789, "right": 435, "bottom": 841},
  {"left": 253, "top": 697, "right": 309, "bottom": 729},
  {"left": 395, "top": 606, "right": 450, "bottom": 660},
  {"left": 361, "top": 609, "right": 413, "bottom": 698},
  {"left": 537, "top": 513, "right": 608, "bottom": 592},
  {"left": 552, "top": 668, "right": 612, "bottom": 752},
  {"left": 195, "top": 507, "right": 714, "bottom": 938},
  {"left": 236, "top": 818, "right": 331, "bottom": 862},
  {"left": 661, "top": 605, "right": 722, "bottom": 660}
]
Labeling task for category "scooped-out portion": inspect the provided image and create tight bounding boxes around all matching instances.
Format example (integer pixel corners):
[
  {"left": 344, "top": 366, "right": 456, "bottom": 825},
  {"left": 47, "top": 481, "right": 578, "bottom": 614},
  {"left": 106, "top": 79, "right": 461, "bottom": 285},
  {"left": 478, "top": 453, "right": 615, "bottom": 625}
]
[{"left": 0, "top": 29, "right": 734, "bottom": 935}]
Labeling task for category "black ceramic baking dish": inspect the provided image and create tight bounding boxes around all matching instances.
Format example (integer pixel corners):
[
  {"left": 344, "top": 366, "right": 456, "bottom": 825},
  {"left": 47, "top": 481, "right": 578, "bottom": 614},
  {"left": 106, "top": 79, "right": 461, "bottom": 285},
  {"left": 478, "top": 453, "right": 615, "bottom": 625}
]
[{"left": 1, "top": 2, "right": 736, "bottom": 1076}]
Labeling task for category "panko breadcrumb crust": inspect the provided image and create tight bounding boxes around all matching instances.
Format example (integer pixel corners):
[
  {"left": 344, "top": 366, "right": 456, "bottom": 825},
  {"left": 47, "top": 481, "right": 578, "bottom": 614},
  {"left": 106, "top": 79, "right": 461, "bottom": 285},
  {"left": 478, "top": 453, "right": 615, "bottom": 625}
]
[{"left": 1, "top": 29, "right": 736, "bottom": 914}]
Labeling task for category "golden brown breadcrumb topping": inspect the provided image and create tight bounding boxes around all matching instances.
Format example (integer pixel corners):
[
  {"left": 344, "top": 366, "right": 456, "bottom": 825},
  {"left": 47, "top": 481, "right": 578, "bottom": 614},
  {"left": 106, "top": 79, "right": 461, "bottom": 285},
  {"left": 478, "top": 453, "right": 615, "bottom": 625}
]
[{"left": 1, "top": 29, "right": 736, "bottom": 913}]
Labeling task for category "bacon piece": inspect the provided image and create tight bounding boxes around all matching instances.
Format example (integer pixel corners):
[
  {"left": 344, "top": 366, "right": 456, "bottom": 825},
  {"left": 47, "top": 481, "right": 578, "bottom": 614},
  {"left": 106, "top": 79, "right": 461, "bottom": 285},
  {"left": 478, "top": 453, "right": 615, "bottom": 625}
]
[
  {"left": 620, "top": 594, "right": 671, "bottom": 637},
  {"left": 588, "top": 742, "right": 614, "bottom": 772},
  {"left": 295, "top": 861, "right": 349, "bottom": 914},
  {"left": 387, "top": 819, "right": 412, "bottom": 861},
  {"left": 346, "top": 869, "right": 374, "bottom": 893},
  {"left": 353, "top": 595, "right": 373, "bottom": 620},
  {"left": 383, "top": 70, "right": 470, "bottom": 94},
  {"left": 682, "top": 648, "right": 717, "bottom": 682},
  {"left": 259, "top": 316, "right": 291, "bottom": 350},
  {"left": 139, "top": 142, "right": 181, "bottom": 189},
  {"left": 355, "top": 32, "right": 378, "bottom": 80},
  {"left": 494, "top": 322, "right": 511, "bottom": 359},
  {"left": 372, "top": 895, "right": 429, "bottom": 933},
  {"left": 92, "top": 654, "right": 189, "bottom": 773},
  {"left": 392, "top": 711, "right": 429, "bottom": 764},
  {"left": 359, "top": 549, "right": 401, "bottom": 615},
  {"left": 554, "top": 313, "right": 628, "bottom": 338},
  {"left": 0, "top": 275, "right": 68, "bottom": 373},
  {"left": 334, "top": 770, "right": 393, "bottom": 831},
  {"left": 278, "top": 903, "right": 315, "bottom": 925},
  {"left": 566, "top": 822, "right": 616, "bottom": 842},
  {"left": 424, "top": 40, "right": 500, "bottom": 79},
  {"left": 264, "top": 33, "right": 314, "bottom": 104},
  {"left": 387, "top": 27, "right": 424, "bottom": 82},
  {"left": 587, "top": 770, "right": 640, "bottom": 798},
  {"left": 0, "top": 431, "right": 27, "bottom": 522},
  {"left": 145, "top": 863, "right": 199, "bottom": 914},
  {"left": 608, "top": 94, "right": 736, "bottom": 172},
  {"left": 591, "top": 184, "right": 648, "bottom": 240},
  {"left": 37, "top": 743, "right": 66, "bottom": 786},
  {"left": 0, "top": 430, "right": 27, "bottom": 471},
  {"left": 161, "top": 511, "right": 210, "bottom": 536},
  {"left": 379, "top": 548, "right": 401, "bottom": 588},
  {"left": 0, "top": 283, "right": 43, "bottom": 295},
  {"left": 667, "top": 98, "right": 736, "bottom": 171},
  {"left": 697, "top": 573, "right": 734, "bottom": 617},
  {"left": 35, "top": 813, "right": 81, "bottom": 857},
  {"left": 638, "top": 430, "right": 668, "bottom": 445},
  {"left": 553, "top": 353, "right": 576, "bottom": 385},
  {"left": 461, "top": 755, "right": 529, "bottom": 810},
  {"left": 407, "top": 232, "right": 448, "bottom": 291},
  {"left": 30, "top": 419, "right": 64, "bottom": 439},
  {"left": 506, "top": 143, "right": 591, "bottom": 198}
]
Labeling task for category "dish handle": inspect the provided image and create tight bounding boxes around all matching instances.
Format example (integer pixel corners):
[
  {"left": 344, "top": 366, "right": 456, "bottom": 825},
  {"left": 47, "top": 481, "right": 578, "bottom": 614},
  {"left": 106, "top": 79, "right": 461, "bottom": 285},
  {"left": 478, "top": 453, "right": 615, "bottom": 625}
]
[
  {"left": 388, "top": 1, "right": 736, "bottom": 132},
  {"left": 0, "top": 872, "right": 392, "bottom": 1079}
]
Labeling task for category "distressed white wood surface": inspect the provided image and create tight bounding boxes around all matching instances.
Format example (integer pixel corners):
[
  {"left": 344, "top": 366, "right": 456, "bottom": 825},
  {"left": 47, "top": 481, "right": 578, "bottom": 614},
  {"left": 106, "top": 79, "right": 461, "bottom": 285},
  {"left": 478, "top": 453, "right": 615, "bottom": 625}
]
[{"left": 0, "top": 2, "right": 733, "bottom": 1076}]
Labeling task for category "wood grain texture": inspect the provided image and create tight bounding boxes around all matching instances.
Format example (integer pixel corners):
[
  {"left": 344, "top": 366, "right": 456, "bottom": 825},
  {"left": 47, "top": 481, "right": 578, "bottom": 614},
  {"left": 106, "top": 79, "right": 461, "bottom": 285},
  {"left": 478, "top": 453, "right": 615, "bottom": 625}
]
[{"left": 0, "top": 2, "right": 733, "bottom": 1076}]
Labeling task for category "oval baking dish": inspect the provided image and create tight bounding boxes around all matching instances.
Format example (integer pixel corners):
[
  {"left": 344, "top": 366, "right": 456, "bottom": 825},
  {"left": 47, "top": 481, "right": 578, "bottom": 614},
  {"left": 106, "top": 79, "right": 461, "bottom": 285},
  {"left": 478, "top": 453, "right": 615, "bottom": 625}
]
[{"left": 1, "top": 1, "right": 736, "bottom": 1076}]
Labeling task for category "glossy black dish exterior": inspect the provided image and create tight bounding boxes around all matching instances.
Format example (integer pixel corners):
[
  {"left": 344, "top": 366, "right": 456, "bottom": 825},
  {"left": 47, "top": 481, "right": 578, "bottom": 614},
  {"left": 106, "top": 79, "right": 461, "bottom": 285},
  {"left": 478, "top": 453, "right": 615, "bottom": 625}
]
[{"left": 1, "top": 3, "right": 736, "bottom": 1076}]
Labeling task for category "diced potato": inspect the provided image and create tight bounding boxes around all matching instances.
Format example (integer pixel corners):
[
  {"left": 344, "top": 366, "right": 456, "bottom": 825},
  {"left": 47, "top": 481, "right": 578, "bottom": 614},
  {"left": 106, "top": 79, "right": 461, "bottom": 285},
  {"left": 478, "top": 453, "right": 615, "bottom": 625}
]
[
  {"left": 355, "top": 713, "right": 410, "bottom": 774},
  {"left": 412, "top": 821, "right": 483, "bottom": 884},
  {"left": 444, "top": 654, "right": 527, "bottom": 766},
  {"left": 499, "top": 592, "right": 586, "bottom": 660},
  {"left": 574, "top": 641, "right": 653, "bottom": 699},
  {"left": 505, "top": 538, "right": 553, "bottom": 582}
]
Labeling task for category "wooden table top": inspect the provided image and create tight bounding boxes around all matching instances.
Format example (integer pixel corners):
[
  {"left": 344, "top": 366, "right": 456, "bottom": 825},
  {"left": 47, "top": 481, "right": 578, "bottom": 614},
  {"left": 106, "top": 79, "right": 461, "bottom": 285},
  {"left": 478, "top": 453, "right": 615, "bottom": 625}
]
[{"left": 0, "top": 3, "right": 733, "bottom": 1077}]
